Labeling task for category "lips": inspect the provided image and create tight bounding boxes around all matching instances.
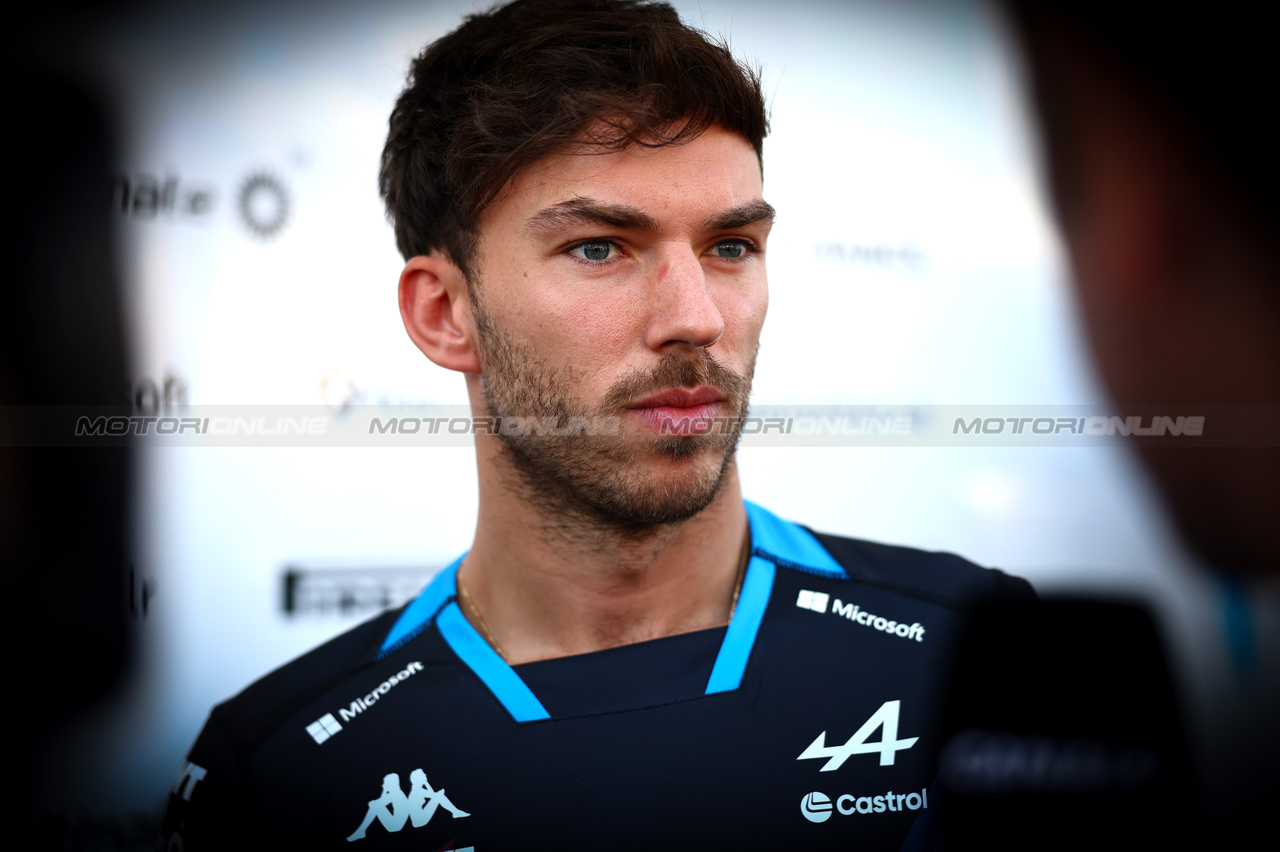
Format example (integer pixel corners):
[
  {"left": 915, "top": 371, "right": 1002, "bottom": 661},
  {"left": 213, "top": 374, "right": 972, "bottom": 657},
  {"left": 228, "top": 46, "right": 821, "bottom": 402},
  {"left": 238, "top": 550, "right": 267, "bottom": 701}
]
[
  {"left": 628, "top": 387, "right": 724, "bottom": 409},
  {"left": 626, "top": 387, "right": 725, "bottom": 436}
]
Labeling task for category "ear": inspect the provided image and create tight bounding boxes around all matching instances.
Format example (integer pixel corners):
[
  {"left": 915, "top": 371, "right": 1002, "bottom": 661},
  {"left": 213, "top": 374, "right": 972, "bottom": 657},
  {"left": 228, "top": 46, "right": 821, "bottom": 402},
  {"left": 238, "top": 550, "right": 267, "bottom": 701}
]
[{"left": 398, "top": 253, "right": 483, "bottom": 374}]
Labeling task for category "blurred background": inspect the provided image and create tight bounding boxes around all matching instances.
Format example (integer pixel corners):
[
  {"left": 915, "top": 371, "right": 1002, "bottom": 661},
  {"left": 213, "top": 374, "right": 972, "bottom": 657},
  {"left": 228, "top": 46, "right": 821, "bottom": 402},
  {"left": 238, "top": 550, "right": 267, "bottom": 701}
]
[{"left": 14, "top": 0, "right": 1277, "bottom": 846}]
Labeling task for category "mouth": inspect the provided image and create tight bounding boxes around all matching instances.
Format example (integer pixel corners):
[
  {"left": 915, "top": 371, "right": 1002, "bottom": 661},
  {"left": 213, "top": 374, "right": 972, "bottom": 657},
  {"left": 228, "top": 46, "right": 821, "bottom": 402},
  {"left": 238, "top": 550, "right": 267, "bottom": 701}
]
[{"left": 626, "top": 387, "right": 726, "bottom": 436}]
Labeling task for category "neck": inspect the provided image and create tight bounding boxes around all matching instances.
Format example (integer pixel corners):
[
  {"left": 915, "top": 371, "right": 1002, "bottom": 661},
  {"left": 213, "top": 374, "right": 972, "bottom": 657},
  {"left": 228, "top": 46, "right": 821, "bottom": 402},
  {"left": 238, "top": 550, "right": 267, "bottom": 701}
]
[{"left": 459, "top": 437, "right": 750, "bottom": 665}]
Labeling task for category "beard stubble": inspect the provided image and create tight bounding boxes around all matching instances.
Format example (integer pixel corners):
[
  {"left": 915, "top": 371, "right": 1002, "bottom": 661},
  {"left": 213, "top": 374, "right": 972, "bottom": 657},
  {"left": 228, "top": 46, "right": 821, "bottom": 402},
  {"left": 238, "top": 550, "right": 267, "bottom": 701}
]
[{"left": 472, "top": 297, "right": 754, "bottom": 532}]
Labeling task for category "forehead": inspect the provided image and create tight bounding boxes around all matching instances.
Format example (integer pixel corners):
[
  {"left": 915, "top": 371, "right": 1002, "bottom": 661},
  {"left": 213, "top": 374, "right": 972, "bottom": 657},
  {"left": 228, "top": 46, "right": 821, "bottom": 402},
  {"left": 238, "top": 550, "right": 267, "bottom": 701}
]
[{"left": 483, "top": 125, "right": 764, "bottom": 232}]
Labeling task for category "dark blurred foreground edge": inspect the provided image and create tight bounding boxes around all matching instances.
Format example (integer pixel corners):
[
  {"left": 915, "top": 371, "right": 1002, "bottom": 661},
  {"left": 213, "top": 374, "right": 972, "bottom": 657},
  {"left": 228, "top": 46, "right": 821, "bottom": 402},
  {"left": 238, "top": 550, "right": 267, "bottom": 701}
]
[
  {"left": 7, "top": 61, "right": 136, "bottom": 846},
  {"left": 922, "top": 597, "right": 1244, "bottom": 851}
]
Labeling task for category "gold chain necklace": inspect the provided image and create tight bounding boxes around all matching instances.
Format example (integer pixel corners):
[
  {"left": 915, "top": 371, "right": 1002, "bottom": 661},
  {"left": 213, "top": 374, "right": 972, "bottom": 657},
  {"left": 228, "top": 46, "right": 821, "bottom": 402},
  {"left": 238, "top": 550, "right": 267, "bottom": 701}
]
[
  {"left": 458, "top": 527, "right": 752, "bottom": 664},
  {"left": 457, "top": 574, "right": 509, "bottom": 662},
  {"left": 729, "top": 524, "right": 751, "bottom": 616}
]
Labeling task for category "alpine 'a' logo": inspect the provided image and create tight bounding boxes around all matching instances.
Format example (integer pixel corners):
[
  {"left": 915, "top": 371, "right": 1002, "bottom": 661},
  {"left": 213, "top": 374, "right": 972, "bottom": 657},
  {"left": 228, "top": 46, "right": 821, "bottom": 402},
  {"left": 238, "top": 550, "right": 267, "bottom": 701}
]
[
  {"left": 798, "top": 700, "right": 918, "bottom": 771},
  {"left": 347, "top": 769, "right": 470, "bottom": 842}
]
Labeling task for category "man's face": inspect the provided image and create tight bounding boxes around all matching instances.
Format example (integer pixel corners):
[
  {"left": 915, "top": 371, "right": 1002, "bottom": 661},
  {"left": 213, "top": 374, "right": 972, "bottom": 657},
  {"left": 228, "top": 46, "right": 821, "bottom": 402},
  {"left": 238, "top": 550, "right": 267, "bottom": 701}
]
[{"left": 469, "top": 125, "right": 772, "bottom": 529}]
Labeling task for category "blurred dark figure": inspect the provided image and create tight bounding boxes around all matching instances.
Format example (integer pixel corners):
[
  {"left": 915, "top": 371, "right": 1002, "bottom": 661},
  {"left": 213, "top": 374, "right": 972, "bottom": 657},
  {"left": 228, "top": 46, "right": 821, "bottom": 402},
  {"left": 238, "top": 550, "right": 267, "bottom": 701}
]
[
  {"left": 927, "top": 599, "right": 1195, "bottom": 852},
  {"left": 931, "top": 3, "right": 1279, "bottom": 848},
  {"left": 4, "top": 63, "right": 135, "bottom": 845},
  {"left": 1002, "top": 1, "right": 1279, "bottom": 576}
]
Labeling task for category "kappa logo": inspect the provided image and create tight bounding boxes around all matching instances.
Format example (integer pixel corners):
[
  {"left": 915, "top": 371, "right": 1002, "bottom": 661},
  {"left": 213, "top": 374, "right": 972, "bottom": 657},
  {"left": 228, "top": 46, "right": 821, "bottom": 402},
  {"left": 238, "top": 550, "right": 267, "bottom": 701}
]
[
  {"left": 347, "top": 768, "right": 470, "bottom": 842},
  {"left": 798, "top": 700, "right": 919, "bottom": 771}
]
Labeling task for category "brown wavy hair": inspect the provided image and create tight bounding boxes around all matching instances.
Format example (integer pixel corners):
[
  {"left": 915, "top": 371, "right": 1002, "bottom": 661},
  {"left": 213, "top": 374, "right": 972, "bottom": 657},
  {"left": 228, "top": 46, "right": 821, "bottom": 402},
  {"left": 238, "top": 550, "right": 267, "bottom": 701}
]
[{"left": 378, "top": 0, "right": 769, "bottom": 279}]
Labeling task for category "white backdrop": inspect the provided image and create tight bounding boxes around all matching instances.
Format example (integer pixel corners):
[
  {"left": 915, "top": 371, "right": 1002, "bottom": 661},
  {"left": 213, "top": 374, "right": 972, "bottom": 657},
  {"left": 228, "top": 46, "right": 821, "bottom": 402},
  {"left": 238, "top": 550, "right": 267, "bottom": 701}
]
[{"left": 41, "top": 0, "right": 1277, "bottom": 822}]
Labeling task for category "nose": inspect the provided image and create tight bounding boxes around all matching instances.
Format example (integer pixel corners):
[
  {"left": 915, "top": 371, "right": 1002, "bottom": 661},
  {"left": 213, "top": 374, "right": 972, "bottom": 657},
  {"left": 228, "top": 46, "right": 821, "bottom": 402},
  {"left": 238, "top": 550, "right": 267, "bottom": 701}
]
[{"left": 644, "top": 246, "right": 724, "bottom": 352}]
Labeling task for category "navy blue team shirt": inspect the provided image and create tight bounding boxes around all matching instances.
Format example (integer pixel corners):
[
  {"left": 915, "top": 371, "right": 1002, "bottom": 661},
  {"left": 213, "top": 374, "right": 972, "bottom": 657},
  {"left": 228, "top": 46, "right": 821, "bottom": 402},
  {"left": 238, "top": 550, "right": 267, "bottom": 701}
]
[{"left": 162, "top": 502, "right": 1033, "bottom": 850}]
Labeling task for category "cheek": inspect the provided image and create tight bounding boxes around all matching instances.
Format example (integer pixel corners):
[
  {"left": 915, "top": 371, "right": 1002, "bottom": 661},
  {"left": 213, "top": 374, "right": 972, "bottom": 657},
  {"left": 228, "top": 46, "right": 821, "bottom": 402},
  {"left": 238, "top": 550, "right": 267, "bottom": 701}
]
[
  {"left": 719, "top": 279, "right": 769, "bottom": 346},
  {"left": 751, "top": 279, "right": 769, "bottom": 332},
  {"left": 530, "top": 290, "right": 647, "bottom": 366}
]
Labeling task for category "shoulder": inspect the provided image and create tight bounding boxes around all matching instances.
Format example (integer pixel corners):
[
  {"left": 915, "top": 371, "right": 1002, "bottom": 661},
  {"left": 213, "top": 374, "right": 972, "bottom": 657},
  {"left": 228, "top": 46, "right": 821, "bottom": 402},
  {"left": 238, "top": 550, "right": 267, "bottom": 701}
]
[
  {"left": 746, "top": 501, "right": 1035, "bottom": 611},
  {"left": 206, "top": 606, "right": 403, "bottom": 754},
  {"left": 162, "top": 609, "right": 407, "bottom": 850},
  {"left": 808, "top": 529, "right": 1035, "bottom": 610}
]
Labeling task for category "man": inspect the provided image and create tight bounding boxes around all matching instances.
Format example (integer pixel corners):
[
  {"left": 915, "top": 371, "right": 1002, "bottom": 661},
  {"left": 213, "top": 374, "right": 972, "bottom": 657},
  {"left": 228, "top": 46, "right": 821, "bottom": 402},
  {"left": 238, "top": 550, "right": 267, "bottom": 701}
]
[
  {"left": 161, "top": 1, "right": 1031, "bottom": 848},
  {"left": 930, "top": 5, "right": 1279, "bottom": 847},
  {"left": 997, "top": 2, "right": 1279, "bottom": 576}
]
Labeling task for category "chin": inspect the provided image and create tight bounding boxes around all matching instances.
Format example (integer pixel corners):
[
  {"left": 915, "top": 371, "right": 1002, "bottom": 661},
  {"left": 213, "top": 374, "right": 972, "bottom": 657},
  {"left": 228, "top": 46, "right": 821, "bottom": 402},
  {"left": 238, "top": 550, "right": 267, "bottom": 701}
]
[{"left": 577, "top": 452, "right": 733, "bottom": 530}]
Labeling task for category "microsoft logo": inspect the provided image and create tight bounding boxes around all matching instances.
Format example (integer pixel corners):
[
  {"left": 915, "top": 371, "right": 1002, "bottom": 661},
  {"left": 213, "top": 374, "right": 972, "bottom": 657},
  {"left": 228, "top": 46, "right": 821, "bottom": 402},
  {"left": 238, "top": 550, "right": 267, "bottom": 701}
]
[
  {"left": 306, "top": 713, "right": 343, "bottom": 744},
  {"left": 796, "top": 589, "right": 830, "bottom": 614}
]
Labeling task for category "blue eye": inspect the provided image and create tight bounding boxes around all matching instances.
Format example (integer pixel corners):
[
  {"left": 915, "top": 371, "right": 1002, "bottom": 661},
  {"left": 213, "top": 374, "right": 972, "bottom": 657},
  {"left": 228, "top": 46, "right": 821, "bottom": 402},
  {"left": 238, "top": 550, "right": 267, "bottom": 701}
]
[
  {"left": 571, "top": 241, "right": 616, "bottom": 262},
  {"left": 713, "top": 240, "right": 750, "bottom": 259}
]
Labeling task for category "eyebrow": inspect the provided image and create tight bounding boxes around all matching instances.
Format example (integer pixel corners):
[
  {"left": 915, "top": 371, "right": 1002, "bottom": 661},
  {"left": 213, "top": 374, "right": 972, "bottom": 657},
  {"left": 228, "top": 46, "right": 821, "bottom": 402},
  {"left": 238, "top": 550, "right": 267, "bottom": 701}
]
[
  {"left": 703, "top": 199, "right": 776, "bottom": 231},
  {"left": 526, "top": 199, "right": 659, "bottom": 235},
  {"left": 526, "top": 197, "right": 776, "bottom": 236}
]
